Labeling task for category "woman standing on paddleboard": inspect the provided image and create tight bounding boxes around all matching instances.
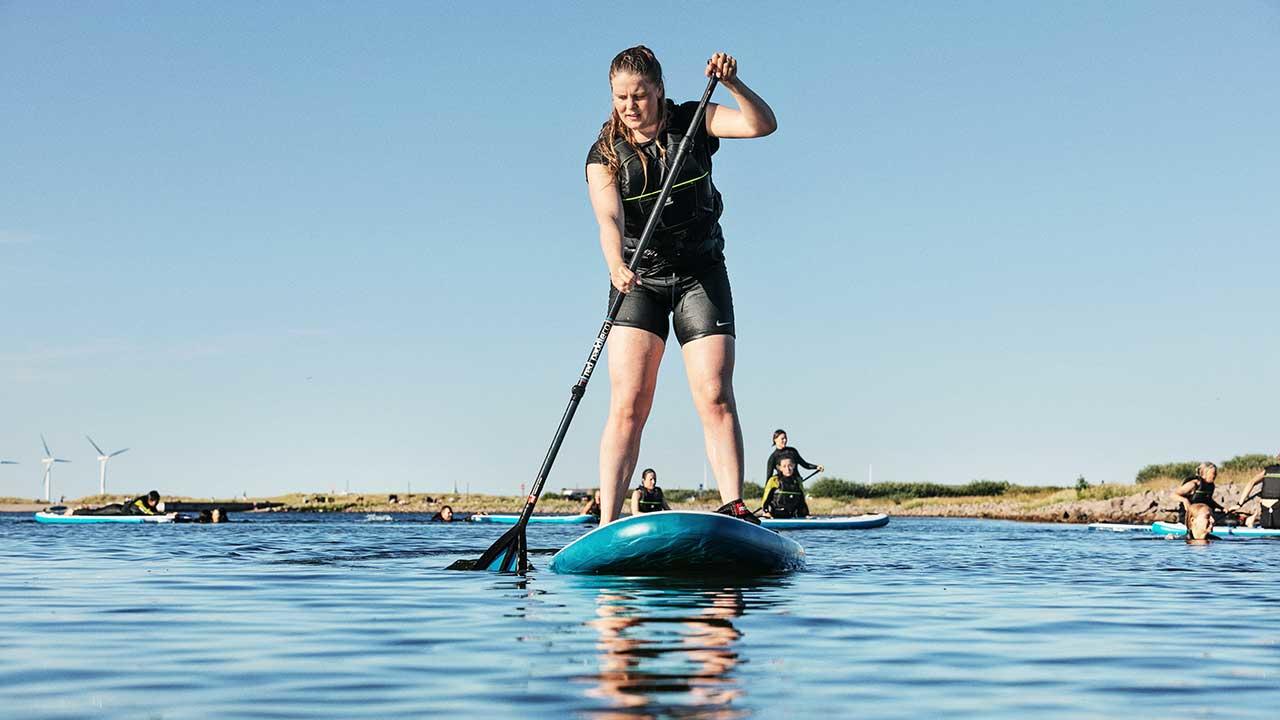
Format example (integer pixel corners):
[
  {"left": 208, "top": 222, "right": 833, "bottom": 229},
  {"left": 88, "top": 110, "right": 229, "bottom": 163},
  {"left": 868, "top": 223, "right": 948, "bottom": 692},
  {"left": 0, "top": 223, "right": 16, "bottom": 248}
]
[{"left": 586, "top": 46, "right": 776, "bottom": 524}]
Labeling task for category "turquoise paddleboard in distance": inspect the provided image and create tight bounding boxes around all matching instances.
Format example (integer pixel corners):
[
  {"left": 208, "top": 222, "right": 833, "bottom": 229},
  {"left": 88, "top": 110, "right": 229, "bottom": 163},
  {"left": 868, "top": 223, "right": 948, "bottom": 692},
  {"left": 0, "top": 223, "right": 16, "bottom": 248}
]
[
  {"left": 761, "top": 513, "right": 889, "bottom": 530},
  {"left": 34, "top": 511, "right": 175, "bottom": 524},
  {"left": 468, "top": 513, "right": 596, "bottom": 525},
  {"left": 1152, "top": 521, "right": 1280, "bottom": 538},
  {"left": 549, "top": 510, "right": 805, "bottom": 575}
]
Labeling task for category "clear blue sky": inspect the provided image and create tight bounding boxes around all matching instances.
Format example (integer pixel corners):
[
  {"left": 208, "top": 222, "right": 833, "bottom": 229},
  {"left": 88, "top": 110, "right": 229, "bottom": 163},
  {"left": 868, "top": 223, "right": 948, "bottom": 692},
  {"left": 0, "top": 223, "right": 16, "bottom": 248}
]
[{"left": 3, "top": 1, "right": 1277, "bottom": 500}]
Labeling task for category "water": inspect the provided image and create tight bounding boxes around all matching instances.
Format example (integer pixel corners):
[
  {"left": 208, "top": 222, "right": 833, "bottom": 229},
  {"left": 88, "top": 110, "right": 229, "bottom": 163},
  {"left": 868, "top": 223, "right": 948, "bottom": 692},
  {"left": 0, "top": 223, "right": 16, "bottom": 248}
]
[{"left": 2, "top": 513, "right": 1277, "bottom": 718}]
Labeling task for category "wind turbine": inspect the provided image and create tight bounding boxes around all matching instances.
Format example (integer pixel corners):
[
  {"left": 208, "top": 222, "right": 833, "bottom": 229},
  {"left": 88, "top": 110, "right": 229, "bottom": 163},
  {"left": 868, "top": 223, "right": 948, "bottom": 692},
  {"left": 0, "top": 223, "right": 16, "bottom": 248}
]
[
  {"left": 1, "top": 458, "right": 17, "bottom": 493},
  {"left": 40, "top": 435, "right": 71, "bottom": 502},
  {"left": 86, "top": 435, "right": 129, "bottom": 496}
]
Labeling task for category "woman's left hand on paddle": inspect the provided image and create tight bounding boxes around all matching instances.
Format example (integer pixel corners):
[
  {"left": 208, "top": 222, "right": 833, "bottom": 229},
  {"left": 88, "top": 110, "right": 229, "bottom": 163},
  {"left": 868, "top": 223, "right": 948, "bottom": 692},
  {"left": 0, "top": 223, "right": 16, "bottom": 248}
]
[{"left": 705, "top": 52, "right": 738, "bottom": 86}]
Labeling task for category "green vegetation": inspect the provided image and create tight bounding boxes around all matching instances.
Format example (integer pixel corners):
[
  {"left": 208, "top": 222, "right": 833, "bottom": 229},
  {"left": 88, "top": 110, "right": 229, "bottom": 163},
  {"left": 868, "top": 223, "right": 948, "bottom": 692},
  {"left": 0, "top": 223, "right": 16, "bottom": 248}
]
[
  {"left": 808, "top": 477, "right": 1013, "bottom": 501},
  {"left": 1136, "top": 453, "right": 1273, "bottom": 484},
  {"left": 1135, "top": 461, "right": 1199, "bottom": 484},
  {"left": 1221, "top": 453, "right": 1274, "bottom": 473},
  {"left": 663, "top": 488, "right": 725, "bottom": 503}
]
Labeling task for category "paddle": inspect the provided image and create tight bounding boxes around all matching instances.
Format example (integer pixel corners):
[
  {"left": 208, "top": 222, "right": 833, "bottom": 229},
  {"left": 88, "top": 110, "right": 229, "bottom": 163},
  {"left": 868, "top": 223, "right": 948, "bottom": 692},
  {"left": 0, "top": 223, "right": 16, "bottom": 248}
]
[
  {"left": 754, "top": 469, "right": 821, "bottom": 516},
  {"left": 450, "top": 72, "right": 721, "bottom": 573}
]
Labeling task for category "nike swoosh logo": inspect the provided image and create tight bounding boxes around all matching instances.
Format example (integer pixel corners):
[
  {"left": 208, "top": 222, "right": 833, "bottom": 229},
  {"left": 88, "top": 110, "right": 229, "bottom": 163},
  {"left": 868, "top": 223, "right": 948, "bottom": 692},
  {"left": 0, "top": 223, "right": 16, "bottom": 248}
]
[{"left": 716, "top": 320, "right": 733, "bottom": 327}]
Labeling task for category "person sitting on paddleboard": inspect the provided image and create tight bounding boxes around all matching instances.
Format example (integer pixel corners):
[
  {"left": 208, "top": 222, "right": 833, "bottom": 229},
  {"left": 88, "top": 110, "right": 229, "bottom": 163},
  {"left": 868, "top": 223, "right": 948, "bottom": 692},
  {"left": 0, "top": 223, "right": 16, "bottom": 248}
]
[
  {"left": 586, "top": 46, "right": 776, "bottom": 526},
  {"left": 431, "top": 505, "right": 455, "bottom": 523},
  {"left": 1185, "top": 503, "right": 1217, "bottom": 544},
  {"left": 1225, "top": 452, "right": 1280, "bottom": 528},
  {"left": 1172, "top": 463, "right": 1224, "bottom": 523},
  {"left": 764, "top": 429, "right": 823, "bottom": 484},
  {"left": 631, "top": 469, "right": 671, "bottom": 515},
  {"left": 581, "top": 489, "right": 602, "bottom": 520},
  {"left": 761, "top": 456, "right": 810, "bottom": 519}
]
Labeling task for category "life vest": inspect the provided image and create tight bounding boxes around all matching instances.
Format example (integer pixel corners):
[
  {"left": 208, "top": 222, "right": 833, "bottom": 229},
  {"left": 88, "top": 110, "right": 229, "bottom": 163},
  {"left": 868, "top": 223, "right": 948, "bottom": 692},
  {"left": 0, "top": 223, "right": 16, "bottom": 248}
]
[
  {"left": 637, "top": 486, "right": 666, "bottom": 513},
  {"left": 127, "top": 496, "right": 158, "bottom": 515},
  {"left": 1187, "top": 479, "right": 1216, "bottom": 506},
  {"left": 1260, "top": 465, "right": 1280, "bottom": 529},
  {"left": 608, "top": 100, "right": 723, "bottom": 262},
  {"left": 763, "top": 474, "right": 808, "bottom": 519}
]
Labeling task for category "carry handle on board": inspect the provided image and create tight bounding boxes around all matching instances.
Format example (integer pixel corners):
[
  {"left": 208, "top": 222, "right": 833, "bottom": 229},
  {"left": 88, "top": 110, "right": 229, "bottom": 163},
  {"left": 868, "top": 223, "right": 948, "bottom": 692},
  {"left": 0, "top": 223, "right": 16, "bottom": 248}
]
[{"left": 449, "top": 72, "right": 721, "bottom": 573}]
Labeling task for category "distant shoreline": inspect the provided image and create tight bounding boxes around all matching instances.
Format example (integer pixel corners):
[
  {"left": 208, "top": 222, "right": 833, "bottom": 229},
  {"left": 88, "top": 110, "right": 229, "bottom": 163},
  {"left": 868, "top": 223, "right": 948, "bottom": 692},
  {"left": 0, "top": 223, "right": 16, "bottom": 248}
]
[{"left": 5, "top": 476, "right": 1256, "bottom": 524}]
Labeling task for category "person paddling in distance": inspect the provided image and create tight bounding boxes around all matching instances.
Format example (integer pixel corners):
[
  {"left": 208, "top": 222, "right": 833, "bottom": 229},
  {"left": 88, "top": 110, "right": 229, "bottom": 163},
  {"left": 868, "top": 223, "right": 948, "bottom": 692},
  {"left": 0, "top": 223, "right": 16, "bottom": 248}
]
[
  {"left": 764, "top": 429, "right": 823, "bottom": 484},
  {"left": 1172, "top": 463, "right": 1225, "bottom": 523},
  {"left": 585, "top": 46, "right": 777, "bottom": 525},
  {"left": 761, "top": 456, "right": 810, "bottom": 519},
  {"left": 631, "top": 468, "right": 671, "bottom": 515}
]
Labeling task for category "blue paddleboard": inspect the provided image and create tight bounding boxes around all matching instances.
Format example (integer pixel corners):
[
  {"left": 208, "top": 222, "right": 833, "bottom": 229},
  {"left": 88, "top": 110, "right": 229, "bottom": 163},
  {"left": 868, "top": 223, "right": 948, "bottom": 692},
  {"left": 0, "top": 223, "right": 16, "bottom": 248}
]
[
  {"left": 1152, "top": 521, "right": 1280, "bottom": 538},
  {"left": 468, "top": 513, "right": 596, "bottom": 525},
  {"left": 34, "top": 511, "right": 175, "bottom": 524},
  {"left": 549, "top": 510, "right": 805, "bottom": 575},
  {"left": 761, "top": 513, "right": 889, "bottom": 530}
]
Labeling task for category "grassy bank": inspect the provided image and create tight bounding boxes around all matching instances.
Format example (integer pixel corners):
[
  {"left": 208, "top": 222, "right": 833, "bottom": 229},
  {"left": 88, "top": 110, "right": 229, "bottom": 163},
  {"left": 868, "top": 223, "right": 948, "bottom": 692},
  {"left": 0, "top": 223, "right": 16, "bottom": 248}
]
[{"left": 12, "top": 455, "right": 1268, "bottom": 524}]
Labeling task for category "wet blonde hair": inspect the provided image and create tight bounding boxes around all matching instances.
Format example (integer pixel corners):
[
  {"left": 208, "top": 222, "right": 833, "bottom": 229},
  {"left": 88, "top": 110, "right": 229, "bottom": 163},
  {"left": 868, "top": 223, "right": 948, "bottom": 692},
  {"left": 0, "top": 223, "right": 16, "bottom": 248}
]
[{"left": 597, "top": 45, "right": 669, "bottom": 189}]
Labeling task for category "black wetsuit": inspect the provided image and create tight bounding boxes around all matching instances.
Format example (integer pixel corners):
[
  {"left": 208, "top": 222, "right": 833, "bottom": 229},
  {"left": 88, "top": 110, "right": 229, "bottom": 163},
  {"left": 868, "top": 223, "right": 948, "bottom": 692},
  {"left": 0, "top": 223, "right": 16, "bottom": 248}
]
[
  {"left": 1177, "top": 478, "right": 1222, "bottom": 523},
  {"left": 74, "top": 495, "right": 158, "bottom": 516},
  {"left": 586, "top": 99, "right": 734, "bottom": 346},
  {"left": 584, "top": 500, "right": 601, "bottom": 519},
  {"left": 636, "top": 486, "right": 667, "bottom": 513},
  {"left": 765, "top": 447, "right": 818, "bottom": 483}
]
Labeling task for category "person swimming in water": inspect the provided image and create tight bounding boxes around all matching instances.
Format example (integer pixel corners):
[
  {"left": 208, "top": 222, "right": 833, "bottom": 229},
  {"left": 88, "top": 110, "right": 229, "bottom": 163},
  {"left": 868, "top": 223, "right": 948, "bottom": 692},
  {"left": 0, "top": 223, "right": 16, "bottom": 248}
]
[
  {"left": 761, "top": 457, "right": 810, "bottom": 519},
  {"left": 431, "top": 505, "right": 455, "bottom": 523},
  {"left": 1185, "top": 503, "right": 1216, "bottom": 544},
  {"left": 630, "top": 469, "right": 670, "bottom": 515}
]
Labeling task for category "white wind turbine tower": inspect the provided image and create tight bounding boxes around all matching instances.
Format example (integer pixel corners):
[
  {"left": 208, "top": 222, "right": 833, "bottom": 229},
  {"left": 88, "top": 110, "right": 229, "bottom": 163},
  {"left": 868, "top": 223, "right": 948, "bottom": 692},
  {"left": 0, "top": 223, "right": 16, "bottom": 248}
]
[
  {"left": 87, "top": 435, "right": 130, "bottom": 496},
  {"left": 40, "top": 435, "right": 71, "bottom": 502}
]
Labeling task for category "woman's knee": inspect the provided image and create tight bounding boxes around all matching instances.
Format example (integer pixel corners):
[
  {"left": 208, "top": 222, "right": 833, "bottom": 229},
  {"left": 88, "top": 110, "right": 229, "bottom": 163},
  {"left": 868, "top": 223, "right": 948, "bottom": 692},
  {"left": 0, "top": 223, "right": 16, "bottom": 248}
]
[
  {"left": 691, "top": 380, "right": 736, "bottom": 417},
  {"left": 608, "top": 392, "right": 654, "bottom": 428}
]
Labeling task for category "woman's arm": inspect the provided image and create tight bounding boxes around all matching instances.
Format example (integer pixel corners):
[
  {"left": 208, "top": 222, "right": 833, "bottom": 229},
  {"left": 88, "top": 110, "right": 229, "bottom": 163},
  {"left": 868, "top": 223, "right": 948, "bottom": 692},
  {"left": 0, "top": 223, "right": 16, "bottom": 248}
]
[
  {"left": 703, "top": 52, "right": 777, "bottom": 139},
  {"left": 1171, "top": 479, "right": 1196, "bottom": 511},
  {"left": 791, "top": 448, "right": 819, "bottom": 472},
  {"left": 586, "top": 163, "right": 639, "bottom": 294},
  {"left": 1229, "top": 473, "right": 1265, "bottom": 510},
  {"left": 630, "top": 489, "right": 641, "bottom": 516}
]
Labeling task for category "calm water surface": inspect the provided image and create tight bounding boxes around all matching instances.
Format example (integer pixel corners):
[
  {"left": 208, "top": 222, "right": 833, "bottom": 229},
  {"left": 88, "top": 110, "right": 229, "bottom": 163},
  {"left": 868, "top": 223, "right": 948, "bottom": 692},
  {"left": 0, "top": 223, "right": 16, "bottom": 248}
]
[{"left": 1, "top": 513, "right": 1277, "bottom": 718}]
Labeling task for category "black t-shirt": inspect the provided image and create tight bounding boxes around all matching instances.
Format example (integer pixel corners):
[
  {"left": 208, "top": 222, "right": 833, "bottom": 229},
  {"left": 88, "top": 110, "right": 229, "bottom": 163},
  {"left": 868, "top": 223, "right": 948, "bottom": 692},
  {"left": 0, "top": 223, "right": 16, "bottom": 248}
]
[{"left": 586, "top": 99, "right": 724, "bottom": 271}]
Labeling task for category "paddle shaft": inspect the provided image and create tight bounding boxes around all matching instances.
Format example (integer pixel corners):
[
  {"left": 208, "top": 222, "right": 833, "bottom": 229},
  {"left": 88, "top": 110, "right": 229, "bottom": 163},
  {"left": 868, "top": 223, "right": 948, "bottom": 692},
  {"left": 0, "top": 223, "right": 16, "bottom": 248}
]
[{"left": 512, "top": 77, "right": 721, "bottom": 534}]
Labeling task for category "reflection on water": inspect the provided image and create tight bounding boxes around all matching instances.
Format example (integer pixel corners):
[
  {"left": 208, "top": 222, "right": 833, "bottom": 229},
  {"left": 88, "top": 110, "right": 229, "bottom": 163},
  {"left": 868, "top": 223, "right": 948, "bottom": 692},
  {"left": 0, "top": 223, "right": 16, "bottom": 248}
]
[
  {"left": 4, "top": 514, "right": 1280, "bottom": 718},
  {"left": 574, "top": 578, "right": 786, "bottom": 719}
]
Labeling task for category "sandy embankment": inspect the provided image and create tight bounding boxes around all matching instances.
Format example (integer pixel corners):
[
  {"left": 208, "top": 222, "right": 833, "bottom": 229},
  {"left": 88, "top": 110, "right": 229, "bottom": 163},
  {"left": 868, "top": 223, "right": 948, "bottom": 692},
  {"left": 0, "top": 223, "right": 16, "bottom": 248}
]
[{"left": 8, "top": 477, "right": 1259, "bottom": 524}]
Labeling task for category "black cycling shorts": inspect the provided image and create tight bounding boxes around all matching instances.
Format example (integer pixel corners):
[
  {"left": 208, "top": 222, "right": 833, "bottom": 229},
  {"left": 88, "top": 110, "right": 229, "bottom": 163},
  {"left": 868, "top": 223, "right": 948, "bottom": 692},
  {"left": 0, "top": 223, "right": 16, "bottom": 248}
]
[{"left": 609, "top": 261, "right": 735, "bottom": 345}]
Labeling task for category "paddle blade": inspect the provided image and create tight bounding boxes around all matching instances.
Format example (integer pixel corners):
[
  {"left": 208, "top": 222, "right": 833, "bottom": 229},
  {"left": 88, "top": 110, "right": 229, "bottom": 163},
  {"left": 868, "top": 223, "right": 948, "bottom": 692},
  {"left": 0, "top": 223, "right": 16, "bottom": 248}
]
[{"left": 448, "top": 524, "right": 528, "bottom": 573}]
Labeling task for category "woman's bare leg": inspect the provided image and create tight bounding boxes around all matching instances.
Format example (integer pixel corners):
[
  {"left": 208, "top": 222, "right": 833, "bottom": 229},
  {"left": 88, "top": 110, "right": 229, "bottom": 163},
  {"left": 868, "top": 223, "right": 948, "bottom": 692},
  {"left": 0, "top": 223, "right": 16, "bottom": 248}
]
[
  {"left": 681, "top": 335, "right": 743, "bottom": 504},
  {"left": 599, "top": 327, "right": 665, "bottom": 524}
]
